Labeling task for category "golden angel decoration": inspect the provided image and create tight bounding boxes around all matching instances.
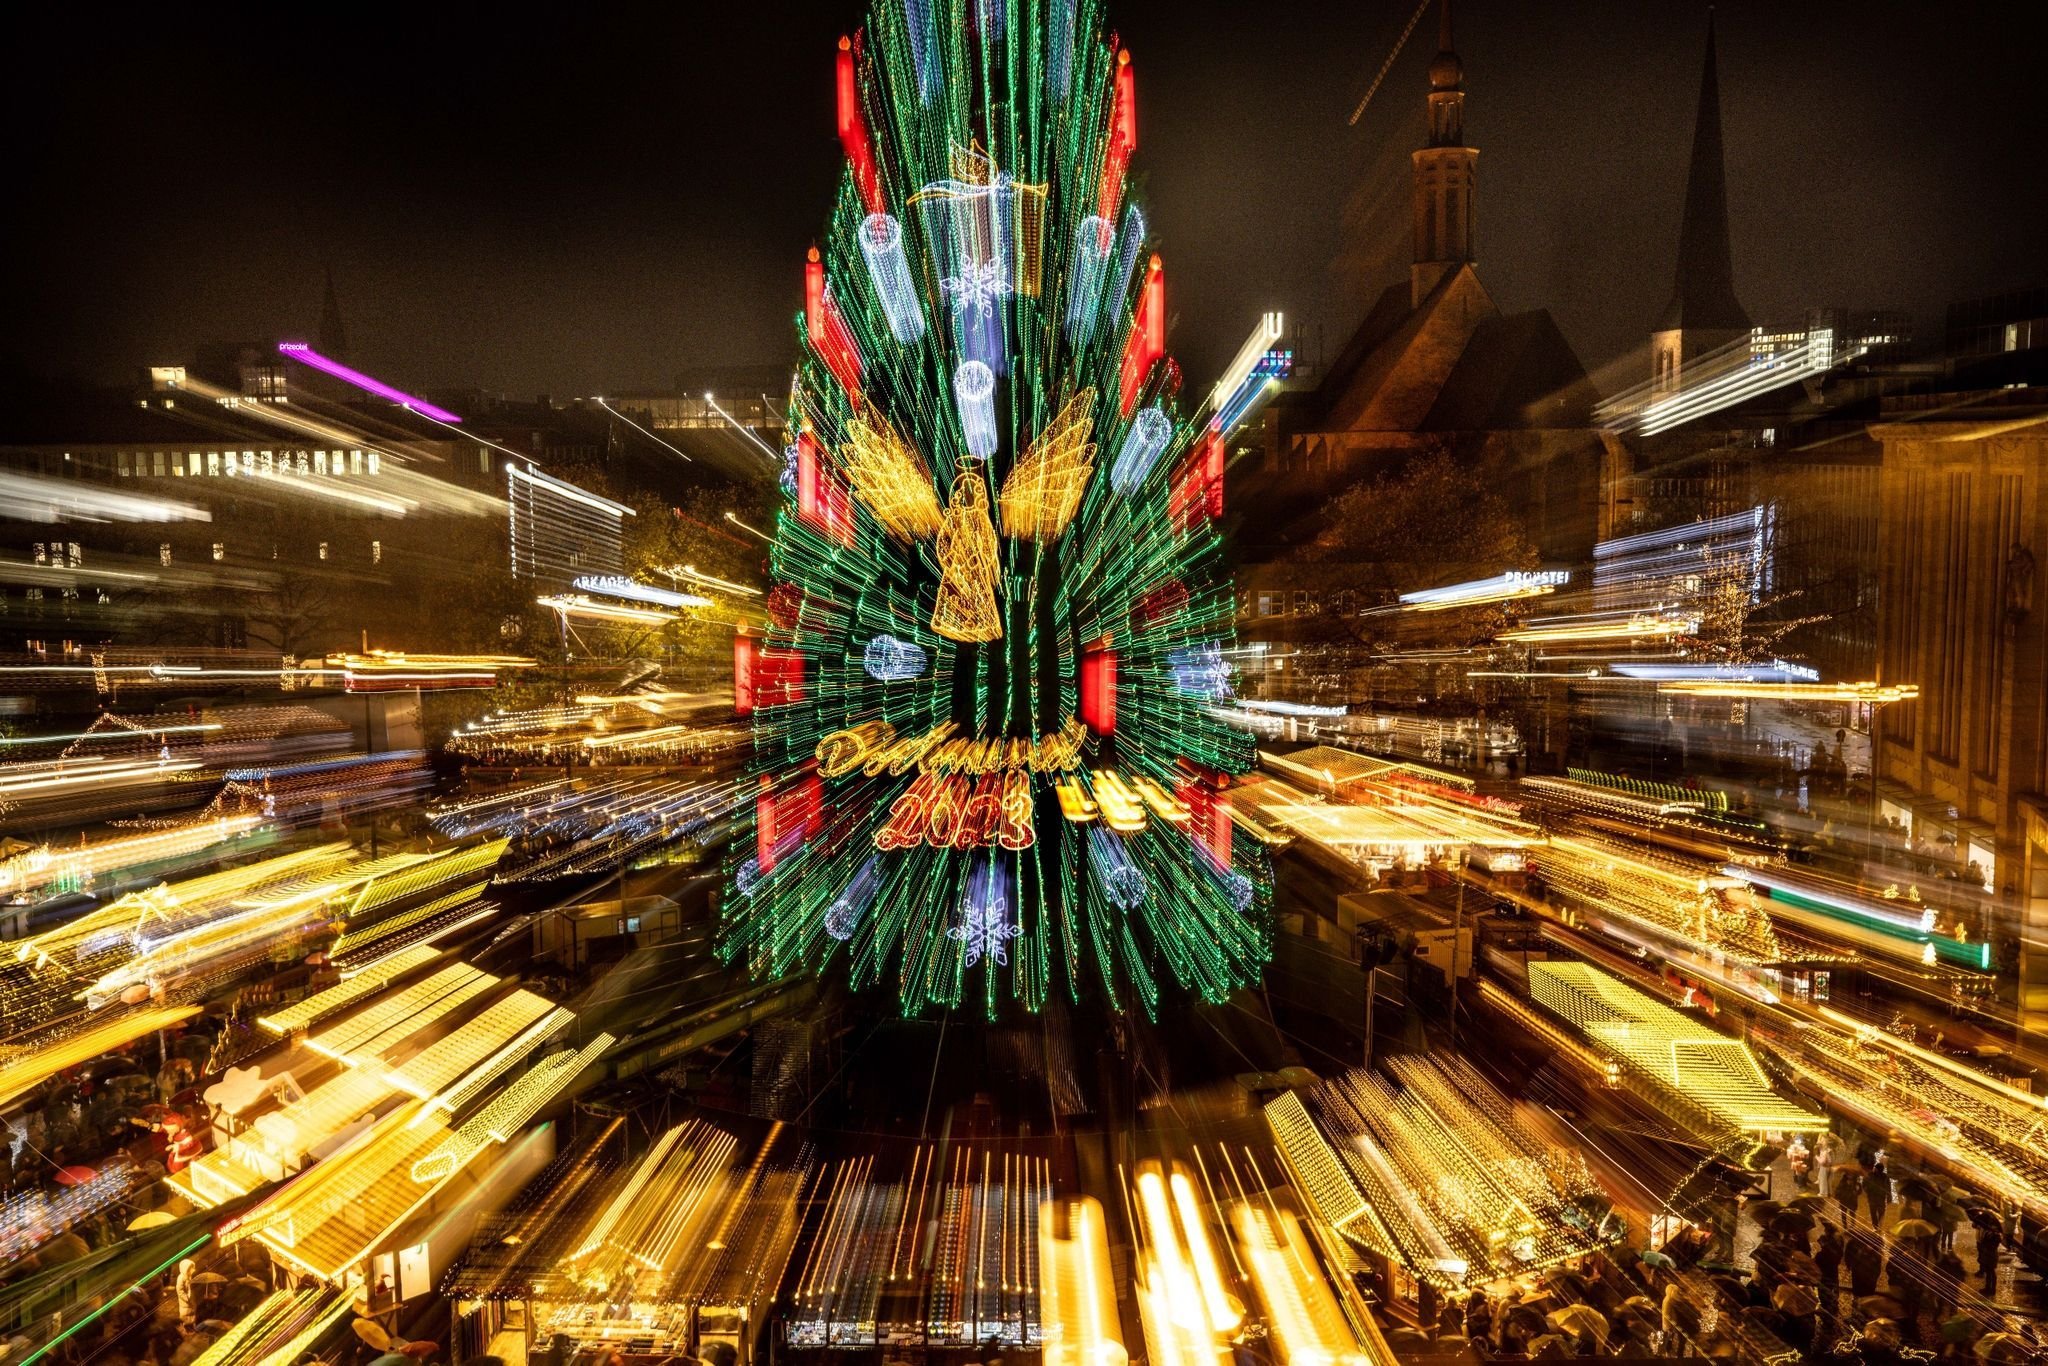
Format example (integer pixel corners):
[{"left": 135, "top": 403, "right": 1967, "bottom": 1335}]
[{"left": 931, "top": 465, "right": 1003, "bottom": 642}]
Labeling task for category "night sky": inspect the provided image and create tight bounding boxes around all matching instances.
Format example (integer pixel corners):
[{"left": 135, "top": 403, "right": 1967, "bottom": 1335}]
[{"left": 5, "top": 1, "right": 2042, "bottom": 400}]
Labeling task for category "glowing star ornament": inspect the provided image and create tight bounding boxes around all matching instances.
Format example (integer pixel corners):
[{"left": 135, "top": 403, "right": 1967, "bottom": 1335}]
[
  {"left": 949, "top": 855, "right": 1020, "bottom": 967},
  {"left": 998, "top": 388, "right": 1097, "bottom": 540},
  {"left": 930, "top": 465, "right": 1003, "bottom": 642}
]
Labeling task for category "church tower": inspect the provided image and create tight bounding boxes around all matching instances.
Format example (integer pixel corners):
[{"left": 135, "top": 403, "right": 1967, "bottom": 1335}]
[
  {"left": 1651, "top": 12, "right": 1749, "bottom": 393},
  {"left": 1410, "top": 0, "right": 1477, "bottom": 307},
  {"left": 319, "top": 267, "right": 350, "bottom": 360}
]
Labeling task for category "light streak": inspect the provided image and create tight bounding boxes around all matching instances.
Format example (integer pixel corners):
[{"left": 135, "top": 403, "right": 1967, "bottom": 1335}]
[
  {"left": 858, "top": 211, "right": 927, "bottom": 343},
  {"left": 1610, "top": 658, "right": 1818, "bottom": 681},
  {"left": 0, "top": 721, "right": 221, "bottom": 748},
  {"left": 276, "top": 342, "right": 461, "bottom": 422},
  {"left": 571, "top": 574, "right": 713, "bottom": 608},
  {"left": 1108, "top": 404, "right": 1173, "bottom": 493},
  {"left": 0, "top": 469, "right": 211, "bottom": 524},
  {"left": 1399, "top": 569, "right": 1568, "bottom": 611},
  {"left": 1658, "top": 679, "right": 1919, "bottom": 703},
  {"left": 1040, "top": 1197, "right": 1127, "bottom": 1366},
  {"left": 663, "top": 563, "right": 762, "bottom": 596},
  {"left": 1204, "top": 312, "right": 1284, "bottom": 419},
  {"left": 1064, "top": 214, "right": 1116, "bottom": 346},
  {"left": 702, "top": 391, "right": 784, "bottom": 464},
  {"left": 955, "top": 360, "right": 1000, "bottom": 459},
  {"left": 506, "top": 461, "right": 636, "bottom": 517},
  {"left": 594, "top": 396, "right": 694, "bottom": 463},
  {"left": 1497, "top": 611, "right": 1699, "bottom": 644}
]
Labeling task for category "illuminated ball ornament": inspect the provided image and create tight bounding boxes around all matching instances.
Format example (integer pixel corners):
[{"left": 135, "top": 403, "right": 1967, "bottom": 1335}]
[{"left": 719, "top": 0, "right": 1271, "bottom": 1018}]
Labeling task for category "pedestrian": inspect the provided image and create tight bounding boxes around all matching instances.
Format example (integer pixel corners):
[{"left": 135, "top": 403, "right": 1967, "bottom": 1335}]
[
  {"left": 1814, "top": 1131, "right": 1840, "bottom": 1198},
  {"left": 1834, "top": 1167, "right": 1865, "bottom": 1224},
  {"left": 1847, "top": 1236, "right": 1885, "bottom": 1299},
  {"left": 1788, "top": 1136, "right": 1812, "bottom": 1190},
  {"left": 1933, "top": 1248, "right": 1966, "bottom": 1322},
  {"left": 1814, "top": 1224, "right": 1844, "bottom": 1310},
  {"left": 1866, "top": 1159, "right": 1893, "bottom": 1230},
  {"left": 1978, "top": 1219, "right": 2004, "bottom": 1295}
]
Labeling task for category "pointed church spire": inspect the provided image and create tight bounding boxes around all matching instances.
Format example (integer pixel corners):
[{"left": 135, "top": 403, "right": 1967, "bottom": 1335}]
[
  {"left": 1660, "top": 11, "right": 1747, "bottom": 335},
  {"left": 1411, "top": 0, "right": 1477, "bottom": 305},
  {"left": 319, "top": 267, "right": 349, "bottom": 360},
  {"left": 1650, "top": 11, "right": 1748, "bottom": 392}
]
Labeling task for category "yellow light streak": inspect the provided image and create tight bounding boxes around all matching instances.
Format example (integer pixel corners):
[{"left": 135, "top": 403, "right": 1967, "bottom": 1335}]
[
  {"left": 1040, "top": 1196, "right": 1138, "bottom": 1366},
  {"left": 1656, "top": 679, "right": 1919, "bottom": 703},
  {"left": 999, "top": 388, "right": 1097, "bottom": 541},
  {"left": 839, "top": 407, "right": 944, "bottom": 540},
  {"left": 1498, "top": 613, "right": 1698, "bottom": 644}
]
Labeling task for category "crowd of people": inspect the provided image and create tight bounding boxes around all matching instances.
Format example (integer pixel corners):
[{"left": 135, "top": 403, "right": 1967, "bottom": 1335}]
[{"left": 1384, "top": 1126, "right": 2045, "bottom": 1364}]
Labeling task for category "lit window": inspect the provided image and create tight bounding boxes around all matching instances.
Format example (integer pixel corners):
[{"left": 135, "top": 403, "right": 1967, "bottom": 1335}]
[
  {"left": 68, "top": 543, "right": 81, "bottom": 567},
  {"left": 367, "top": 451, "right": 380, "bottom": 475},
  {"left": 478, "top": 449, "right": 492, "bottom": 474},
  {"left": 212, "top": 543, "right": 225, "bottom": 562},
  {"left": 154, "top": 451, "right": 166, "bottom": 476},
  {"left": 315, "top": 451, "right": 328, "bottom": 475},
  {"left": 350, "top": 450, "right": 364, "bottom": 475},
  {"left": 371, "top": 540, "right": 382, "bottom": 564},
  {"left": 260, "top": 451, "right": 274, "bottom": 474},
  {"left": 319, "top": 542, "right": 329, "bottom": 561},
  {"left": 186, "top": 452, "right": 200, "bottom": 475},
  {"left": 118, "top": 451, "right": 131, "bottom": 476},
  {"left": 160, "top": 543, "right": 171, "bottom": 565},
  {"left": 32, "top": 544, "right": 45, "bottom": 565},
  {"left": 207, "top": 451, "right": 220, "bottom": 476}
]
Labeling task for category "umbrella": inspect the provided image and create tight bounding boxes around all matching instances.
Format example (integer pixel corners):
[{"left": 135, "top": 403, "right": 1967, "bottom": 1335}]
[
  {"left": 1900, "top": 1176, "right": 1939, "bottom": 1201},
  {"left": 1832, "top": 1162, "right": 1868, "bottom": 1176},
  {"left": 192, "top": 1272, "right": 227, "bottom": 1285},
  {"left": 1941, "top": 1314, "right": 1980, "bottom": 1346},
  {"left": 126, "top": 1211, "right": 175, "bottom": 1231},
  {"left": 1969, "top": 1207, "right": 2004, "bottom": 1229},
  {"left": 1977, "top": 1333, "right": 2033, "bottom": 1362},
  {"left": 1744, "top": 1199, "right": 1786, "bottom": 1220},
  {"left": 1770, "top": 1210, "right": 1817, "bottom": 1238},
  {"left": 399, "top": 1344, "right": 437, "bottom": 1360},
  {"left": 1894, "top": 1218, "right": 1940, "bottom": 1239},
  {"left": 1858, "top": 1295, "right": 1907, "bottom": 1319},
  {"left": 1622, "top": 1295, "right": 1657, "bottom": 1315},
  {"left": 1783, "top": 1252, "right": 1823, "bottom": 1283},
  {"left": 352, "top": 1322, "right": 391, "bottom": 1352},
  {"left": 1638, "top": 1248, "right": 1676, "bottom": 1270},
  {"left": 1772, "top": 1283, "right": 1820, "bottom": 1316},
  {"left": 1525, "top": 1334, "right": 1571, "bottom": 1360},
  {"left": 1546, "top": 1304, "right": 1610, "bottom": 1345},
  {"left": 52, "top": 1165, "right": 96, "bottom": 1186}
]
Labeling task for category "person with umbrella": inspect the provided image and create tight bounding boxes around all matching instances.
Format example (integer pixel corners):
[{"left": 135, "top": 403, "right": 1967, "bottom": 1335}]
[
  {"left": 1866, "top": 1158, "right": 1894, "bottom": 1230},
  {"left": 1835, "top": 1165, "right": 1867, "bottom": 1223},
  {"left": 1816, "top": 1223, "right": 1845, "bottom": 1310},
  {"left": 1815, "top": 1130, "right": 1841, "bottom": 1198},
  {"left": 1977, "top": 1212, "right": 2004, "bottom": 1295},
  {"left": 1847, "top": 1235, "right": 1886, "bottom": 1300}
]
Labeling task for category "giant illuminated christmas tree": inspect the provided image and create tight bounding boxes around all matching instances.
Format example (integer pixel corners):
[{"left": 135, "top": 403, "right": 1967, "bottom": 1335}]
[{"left": 720, "top": 0, "right": 1275, "bottom": 1017}]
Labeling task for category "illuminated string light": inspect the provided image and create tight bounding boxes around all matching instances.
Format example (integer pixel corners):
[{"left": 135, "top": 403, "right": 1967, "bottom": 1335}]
[
  {"left": 998, "top": 387, "right": 1097, "bottom": 540},
  {"left": 721, "top": 0, "right": 1271, "bottom": 1019},
  {"left": 859, "top": 212, "right": 927, "bottom": 343},
  {"left": 862, "top": 634, "right": 929, "bottom": 680},
  {"left": 955, "top": 360, "right": 1000, "bottom": 459},
  {"left": 1109, "top": 404, "right": 1172, "bottom": 493}
]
